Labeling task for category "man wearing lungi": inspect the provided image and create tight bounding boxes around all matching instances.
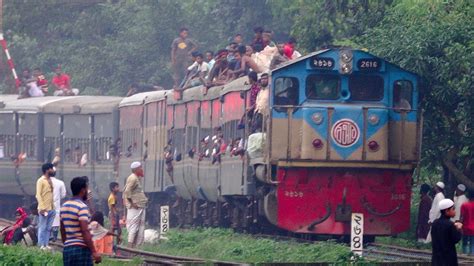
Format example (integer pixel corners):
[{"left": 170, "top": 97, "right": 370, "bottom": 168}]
[{"left": 123, "top": 161, "right": 148, "bottom": 248}]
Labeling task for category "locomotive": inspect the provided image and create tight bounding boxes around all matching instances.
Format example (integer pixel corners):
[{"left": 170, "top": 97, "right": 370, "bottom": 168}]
[{"left": 0, "top": 48, "right": 421, "bottom": 238}]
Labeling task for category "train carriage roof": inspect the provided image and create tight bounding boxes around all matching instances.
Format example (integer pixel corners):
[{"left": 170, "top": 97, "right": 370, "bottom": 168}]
[
  {"left": 143, "top": 90, "right": 169, "bottom": 105},
  {"left": 0, "top": 96, "right": 69, "bottom": 113},
  {"left": 167, "top": 76, "right": 251, "bottom": 105},
  {"left": 271, "top": 49, "right": 329, "bottom": 73},
  {"left": 42, "top": 96, "right": 122, "bottom": 114},
  {"left": 119, "top": 91, "right": 166, "bottom": 108},
  {"left": 271, "top": 48, "right": 419, "bottom": 77},
  {"left": 0, "top": 95, "right": 21, "bottom": 108}
]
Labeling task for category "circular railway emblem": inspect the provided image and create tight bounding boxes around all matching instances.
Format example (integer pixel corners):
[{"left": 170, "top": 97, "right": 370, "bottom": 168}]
[{"left": 331, "top": 119, "right": 360, "bottom": 147}]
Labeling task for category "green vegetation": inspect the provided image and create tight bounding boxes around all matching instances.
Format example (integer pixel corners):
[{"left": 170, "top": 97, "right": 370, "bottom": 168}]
[
  {"left": 142, "top": 227, "right": 356, "bottom": 263},
  {"left": 0, "top": 244, "right": 141, "bottom": 266}
]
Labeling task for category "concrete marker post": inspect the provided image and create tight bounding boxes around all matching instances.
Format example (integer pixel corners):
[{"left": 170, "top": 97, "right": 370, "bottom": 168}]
[
  {"left": 160, "top": 205, "right": 169, "bottom": 240},
  {"left": 351, "top": 213, "right": 364, "bottom": 258}
]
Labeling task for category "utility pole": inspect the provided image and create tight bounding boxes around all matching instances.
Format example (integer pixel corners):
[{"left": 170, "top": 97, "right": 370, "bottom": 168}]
[{"left": 0, "top": 0, "right": 3, "bottom": 33}]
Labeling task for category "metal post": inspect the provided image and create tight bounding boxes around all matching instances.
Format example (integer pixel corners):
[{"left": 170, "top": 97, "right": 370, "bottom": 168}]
[{"left": 0, "top": 0, "right": 3, "bottom": 33}]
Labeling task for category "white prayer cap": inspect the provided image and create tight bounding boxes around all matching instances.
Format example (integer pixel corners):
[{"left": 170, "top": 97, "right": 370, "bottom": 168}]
[
  {"left": 130, "top": 161, "right": 142, "bottom": 169},
  {"left": 439, "top": 199, "right": 454, "bottom": 210},
  {"left": 457, "top": 184, "right": 466, "bottom": 192},
  {"left": 436, "top": 181, "right": 445, "bottom": 189}
]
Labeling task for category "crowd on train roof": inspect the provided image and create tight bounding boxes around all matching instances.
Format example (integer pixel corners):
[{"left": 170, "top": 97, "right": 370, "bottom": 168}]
[{"left": 16, "top": 26, "right": 301, "bottom": 99}]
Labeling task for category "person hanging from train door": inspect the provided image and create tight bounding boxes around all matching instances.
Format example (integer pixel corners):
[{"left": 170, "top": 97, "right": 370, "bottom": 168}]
[
  {"left": 431, "top": 199, "right": 463, "bottom": 266},
  {"left": 252, "top": 73, "right": 269, "bottom": 133},
  {"left": 123, "top": 162, "right": 148, "bottom": 248},
  {"left": 35, "top": 163, "right": 56, "bottom": 250}
]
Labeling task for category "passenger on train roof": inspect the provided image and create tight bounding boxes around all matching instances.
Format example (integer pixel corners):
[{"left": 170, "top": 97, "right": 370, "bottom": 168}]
[
  {"left": 205, "top": 50, "right": 215, "bottom": 73},
  {"left": 52, "top": 66, "right": 78, "bottom": 96},
  {"left": 270, "top": 44, "right": 289, "bottom": 70},
  {"left": 230, "top": 45, "right": 262, "bottom": 78},
  {"left": 233, "top": 33, "right": 243, "bottom": 46},
  {"left": 262, "top": 30, "right": 276, "bottom": 48},
  {"left": 171, "top": 27, "right": 198, "bottom": 88},
  {"left": 206, "top": 49, "right": 233, "bottom": 88},
  {"left": 181, "top": 52, "right": 210, "bottom": 90},
  {"left": 251, "top": 27, "right": 265, "bottom": 52}
]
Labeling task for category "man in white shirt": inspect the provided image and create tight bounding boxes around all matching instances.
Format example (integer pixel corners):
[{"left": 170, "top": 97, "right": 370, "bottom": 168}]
[
  {"left": 453, "top": 184, "right": 468, "bottom": 222},
  {"left": 426, "top": 181, "right": 445, "bottom": 243},
  {"left": 50, "top": 175, "right": 66, "bottom": 242},
  {"left": 27, "top": 79, "right": 44, "bottom": 97},
  {"left": 181, "top": 53, "right": 210, "bottom": 90},
  {"left": 252, "top": 73, "right": 269, "bottom": 133}
]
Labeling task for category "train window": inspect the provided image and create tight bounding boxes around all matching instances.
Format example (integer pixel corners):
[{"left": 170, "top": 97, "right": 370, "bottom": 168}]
[
  {"left": 349, "top": 75, "right": 384, "bottom": 101},
  {"left": 274, "top": 77, "right": 299, "bottom": 108},
  {"left": 306, "top": 75, "right": 340, "bottom": 100},
  {"left": 393, "top": 80, "right": 413, "bottom": 111}
]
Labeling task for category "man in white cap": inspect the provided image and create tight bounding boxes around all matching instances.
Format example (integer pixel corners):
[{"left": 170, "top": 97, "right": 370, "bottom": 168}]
[
  {"left": 123, "top": 161, "right": 148, "bottom": 248},
  {"left": 453, "top": 184, "right": 468, "bottom": 221},
  {"left": 431, "top": 198, "right": 462, "bottom": 266},
  {"left": 426, "top": 181, "right": 445, "bottom": 243}
]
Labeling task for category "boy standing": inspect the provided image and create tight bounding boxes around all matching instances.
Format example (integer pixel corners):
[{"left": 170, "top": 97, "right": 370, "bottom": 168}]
[
  {"left": 431, "top": 199, "right": 463, "bottom": 266},
  {"left": 108, "top": 182, "right": 122, "bottom": 245}
]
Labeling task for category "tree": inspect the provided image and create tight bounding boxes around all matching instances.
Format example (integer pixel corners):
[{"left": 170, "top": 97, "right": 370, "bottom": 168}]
[
  {"left": 358, "top": 0, "right": 473, "bottom": 190},
  {"left": 288, "top": 0, "right": 393, "bottom": 52}
]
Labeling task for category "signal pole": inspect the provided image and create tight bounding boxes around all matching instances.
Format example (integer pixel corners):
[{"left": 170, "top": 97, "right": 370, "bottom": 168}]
[{"left": 0, "top": 0, "right": 3, "bottom": 33}]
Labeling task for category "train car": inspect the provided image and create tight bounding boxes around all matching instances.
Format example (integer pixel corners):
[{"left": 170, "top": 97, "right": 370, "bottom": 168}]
[
  {"left": 41, "top": 96, "right": 122, "bottom": 205},
  {"left": 0, "top": 96, "right": 121, "bottom": 216}
]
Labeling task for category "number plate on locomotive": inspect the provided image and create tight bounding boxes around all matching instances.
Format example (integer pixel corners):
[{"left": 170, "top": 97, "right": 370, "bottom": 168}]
[
  {"left": 310, "top": 57, "right": 335, "bottom": 69},
  {"left": 357, "top": 58, "right": 381, "bottom": 71}
]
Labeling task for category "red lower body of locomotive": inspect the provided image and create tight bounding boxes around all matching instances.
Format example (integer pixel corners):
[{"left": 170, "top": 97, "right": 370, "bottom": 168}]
[{"left": 275, "top": 167, "right": 411, "bottom": 236}]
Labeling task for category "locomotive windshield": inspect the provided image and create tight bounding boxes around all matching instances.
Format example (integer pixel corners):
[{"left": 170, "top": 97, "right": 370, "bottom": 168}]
[
  {"left": 349, "top": 75, "right": 384, "bottom": 101},
  {"left": 274, "top": 77, "right": 299, "bottom": 107},
  {"left": 306, "top": 74, "right": 340, "bottom": 100},
  {"left": 393, "top": 80, "right": 413, "bottom": 110}
]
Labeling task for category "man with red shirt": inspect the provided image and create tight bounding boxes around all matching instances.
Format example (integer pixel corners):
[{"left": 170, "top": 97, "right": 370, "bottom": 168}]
[
  {"left": 33, "top": 68, "right": 48, "bottom": 94},
  {"left": 461, "top": 192, "right": 474, "bottom": 254},
  {"left": 283, "top": 38, "right": 297, "bottom": 60},
  {"left": 52, "top": 66, "right": 74, "bottom": 96}
]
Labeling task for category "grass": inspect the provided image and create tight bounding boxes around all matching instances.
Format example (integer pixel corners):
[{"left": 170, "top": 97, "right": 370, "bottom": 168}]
[
  {"left": 140, "top": 227, "right": 358, "bottom": 264},
  {"left": 0, "top": 244, "right": 142, "bottom": 266}
]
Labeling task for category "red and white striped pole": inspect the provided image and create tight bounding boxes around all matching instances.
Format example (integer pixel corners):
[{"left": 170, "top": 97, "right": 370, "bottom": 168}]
[{"left": 0, "top": 33, "right": 20, "bottom": 90}]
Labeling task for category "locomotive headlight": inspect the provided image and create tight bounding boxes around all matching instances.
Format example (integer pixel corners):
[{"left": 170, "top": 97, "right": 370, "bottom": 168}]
[
  {"left": 340, "top": 62, "right": 352, "bottom": 74},
  {"left": 312, "top": 112, "right": 324, "bottom": 125},
  {"left": 340, "top": 50, "right": 353, "bottom": 62},
  {"left": 368, "top": 114, "right": 379, "bottom": 125}
]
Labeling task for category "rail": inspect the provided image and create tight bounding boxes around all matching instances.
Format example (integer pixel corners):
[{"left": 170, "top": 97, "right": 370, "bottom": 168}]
[{"left": 365, "top": 243, "right": 474, "bottom": 264}]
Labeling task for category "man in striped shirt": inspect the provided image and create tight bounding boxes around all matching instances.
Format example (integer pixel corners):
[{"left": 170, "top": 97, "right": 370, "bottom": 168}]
[{"left": 60, "top": 177, "right": 101, "bottom": 265}]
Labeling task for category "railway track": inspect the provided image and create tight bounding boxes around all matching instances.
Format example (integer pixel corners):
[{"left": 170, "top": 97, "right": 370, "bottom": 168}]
[
  {"left": 49, "top": 242, "right": 240, "bottom": 265},
  {"left": 365, "top": 243, "right": 474, "bottom": 265},
  {"left": 3, "top": 217, "right": 474, "bottom": 264}
]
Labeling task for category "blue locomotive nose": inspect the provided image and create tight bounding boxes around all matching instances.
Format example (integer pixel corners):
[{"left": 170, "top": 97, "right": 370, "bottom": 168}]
[{"left": 301, "top": 105, "right": 389, "bottom": 161}]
